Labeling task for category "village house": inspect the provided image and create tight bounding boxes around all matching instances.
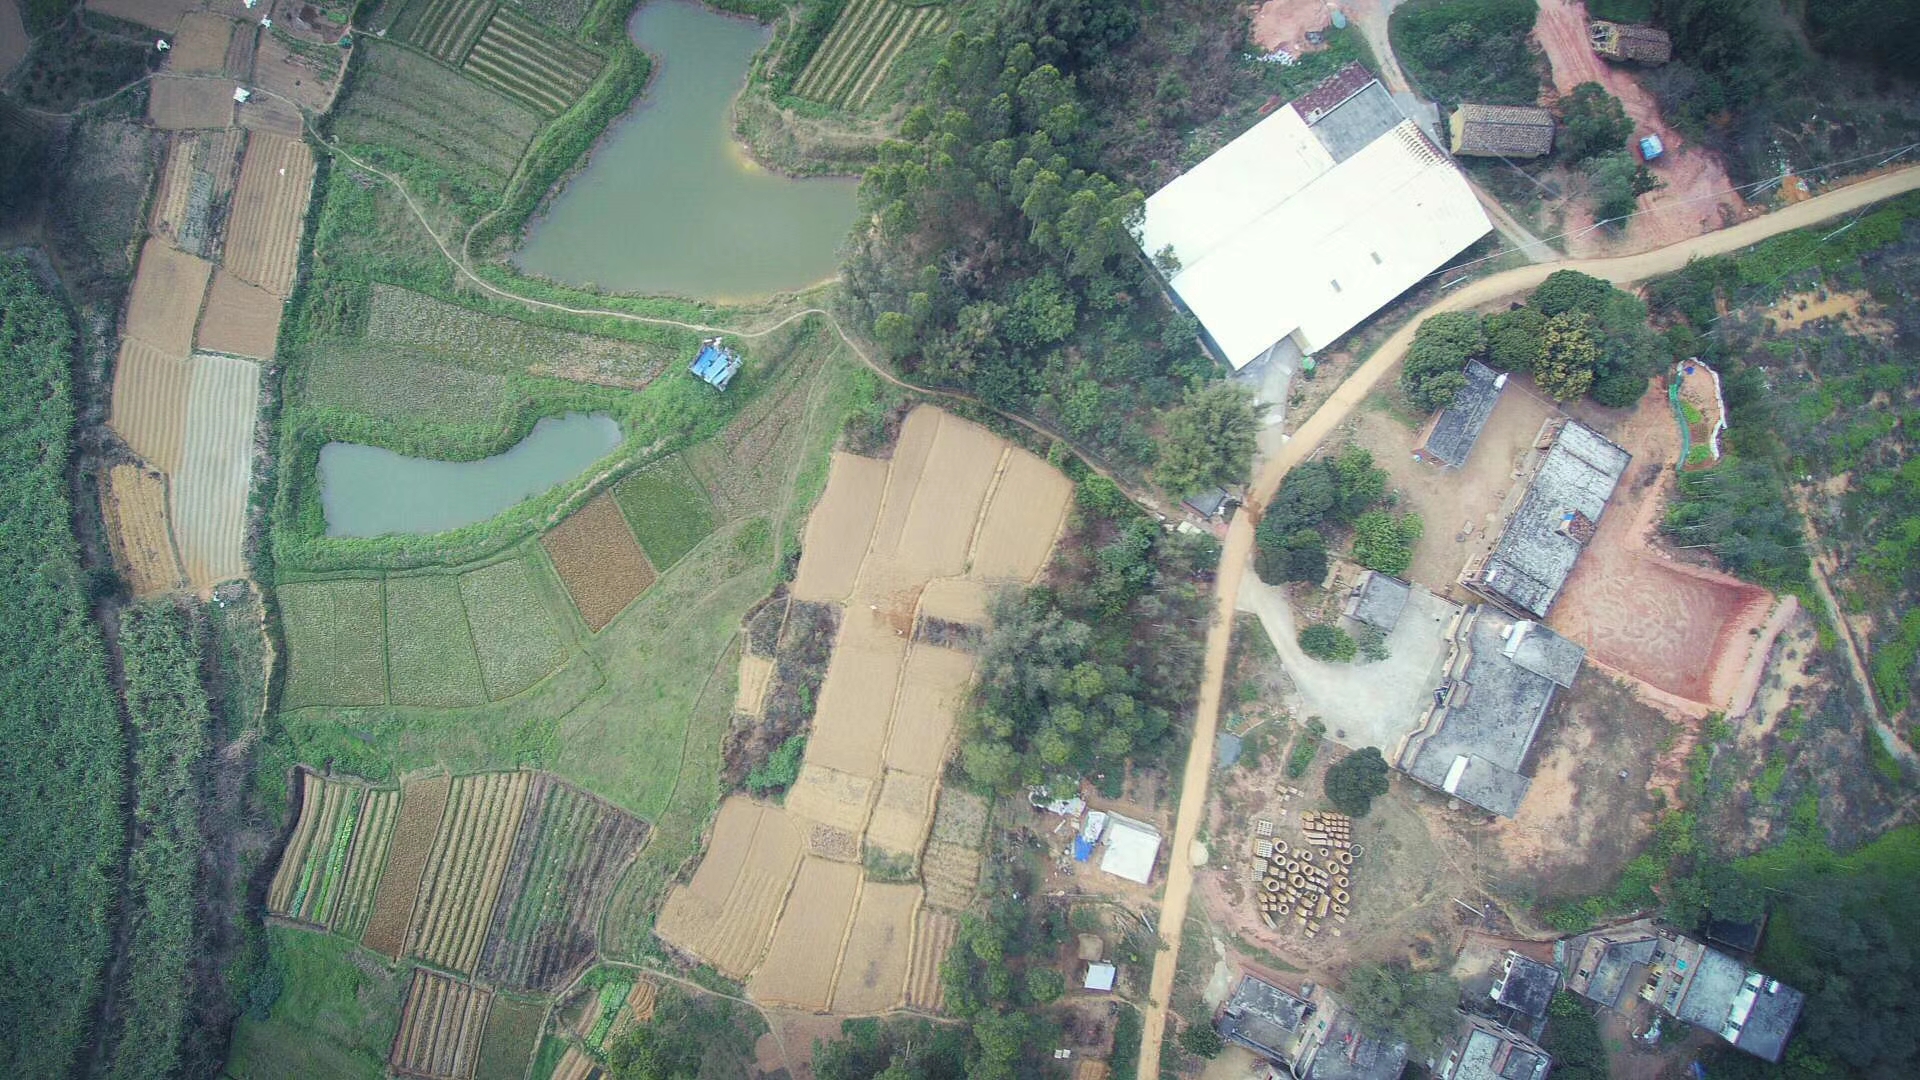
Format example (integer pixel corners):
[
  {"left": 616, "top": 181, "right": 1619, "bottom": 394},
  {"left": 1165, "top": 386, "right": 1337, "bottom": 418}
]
[
  {"left": 1437, "top": 1016, "right": 1552, "bottom": 1080},
  {"left": 1417, "top": 360, "right": 1506, "bottom": 468},
  {"left": 1590, "top": 20, "right": 1673, "bottom": 64},
  {"left": 1490, "top": 952, "right": 1561, "bottom": 1019},
  {"left": 1448, "top": 105, "right": 1556, "bottom": 159},
  {"left": 1462, "top": 419, "right": 1631, "bottom": 619}
]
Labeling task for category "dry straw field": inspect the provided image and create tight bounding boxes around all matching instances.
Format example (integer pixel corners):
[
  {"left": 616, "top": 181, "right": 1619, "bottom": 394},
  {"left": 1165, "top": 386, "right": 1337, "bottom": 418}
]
[
  {"left": 109, "top": 341, "right": 191, "bottom": 471},
  {"left": 364, "top": 774, "right": 454, "bottom": 958},
  {"left": 829, "top": 880, "right": 920, "bottom": 1013},
  {"left": 542, "top": 493, "right": 657, "bottom": 631},
  {"left": 124, "top": 238, "right": 212, "bottom": 356},
  {"left": 148, "top": 76, "right": 238, "bottom": 129},
  {"left": 654, "top": 797, "right": 804, "bottom": 979},
  {"left": 167, "top": 12, "right": 234, "bottom": 74},
  {"left": 223, "top": 133, "right": 314, "bottom": 297},
  {"left": 196, "top": 269, "right": 283, "bottom": 358},
  {"left": 906, "top": 908, "right": 958, "bottom": 1011},
  {"left": 391, "top": 968, "right": 493, "bottom": 1080},
  {"left": 173, "top": 352, "right": 260, "bottom": 587},
  {"left": 102, "top": 465, "right": 185, "bottom": 596},
  {"left": 747, "top": 856, "right": 862, "bottom": 1010}
]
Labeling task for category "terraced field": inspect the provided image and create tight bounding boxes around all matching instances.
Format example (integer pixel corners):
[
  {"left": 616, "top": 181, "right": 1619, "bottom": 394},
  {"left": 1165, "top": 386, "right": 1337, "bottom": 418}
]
[
  {"left": 905, "top": 907, "right": 956, "bottom": 1012},
  {"left": 459, "top": 556, "right": 569, "bottom": 700},
  {"left": 173, "top": 353, "right": 261, "bottom": 587},
  {"left": 333, "top": 787, "right": 401, "bottom": 940},
  {"left": 407, "top": 771, "right": 532, "bottom": 975},
  {"left": 279, "top": 578, "right": 389, "bottom": 709},
  {"left": 149, "top": 130, "right": 242, "bottom": 258},
  {"left": 792, "top": 0, "right": 950, "bottom": 110},
  {"left": 391, "top": 969, "right": 492, "bottom": 1079},
  {"left": 473, "top": 995, "right": 546, "bottom": 1080},
  {"left": 124, "top": 238, "right": 213, "bottom": 357},
  {"left": 393, "top": 0, "right": 497, "bottom": 64},
  {"left": 330, "top": 40, "right": 540, "bottom": 198},
  {"left": 365, "top": 774, "right": 454, "bottom": 958},
  {"left": 384, "top": 573, "right": 489, "bottom": 708},
  {"left": 197, "top": 269, "right": 283, "bottom": 359},
  {"left": 477, "top": 776, "right": 649, "bottom": 991},
  {"left": 102, "top": 465, "right": 184, "bottom": 597},
  {"left": 462, "top": 6, "right": 602, "bottom": 116},
  {"left": 223, "top": 133, "right": 315, "bottom": 298}
]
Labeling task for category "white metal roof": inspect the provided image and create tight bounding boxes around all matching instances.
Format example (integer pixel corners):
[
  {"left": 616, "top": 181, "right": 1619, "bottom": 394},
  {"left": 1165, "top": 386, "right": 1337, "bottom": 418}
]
[
  {"left": 1085, "top": 962, "right": 1117, "bottom": 991},
  {"left": 1099, "top": 814, "right": 1162, "bottom": 884},
  {"left": 1138, "top": 103, "right": 1491, "bottom": 369}
]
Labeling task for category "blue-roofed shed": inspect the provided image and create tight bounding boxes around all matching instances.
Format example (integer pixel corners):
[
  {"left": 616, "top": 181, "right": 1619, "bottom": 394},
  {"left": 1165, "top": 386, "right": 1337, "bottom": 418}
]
[{"left": 690, "top": 337, "right": 742, "bottom": 390}]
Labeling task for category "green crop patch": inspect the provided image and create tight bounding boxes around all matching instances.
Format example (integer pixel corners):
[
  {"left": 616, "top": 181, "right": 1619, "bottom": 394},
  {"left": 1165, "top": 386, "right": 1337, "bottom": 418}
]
[
  {"left": 392, "top": 0, "right": 498, "bottom": 64},
  {"left": 363, "top": 283, "right": 685, "bottom": 383},
  {"left": 298, "top": 342, "right": 511, "bottom": 428},
  {"left": 460, "top": 555, "right": 570, "bottom": 700},
  {"left": 791, "top": 0, "right": 951, "bottom": 111},
  {"left": 281, "top": 579, "right": 389, "bottom": 709},
  {"left": 385, "top": 574, "right": 489, "bottom": 708},
  {"left": 474, "top": 995, "right": 549, "bottom": 1080},
  {"left": 462, "top": 7, "right": 604, "bottom": 116},
  {"left": 613, "top": 455, "right": 716, "bottom": 571}
]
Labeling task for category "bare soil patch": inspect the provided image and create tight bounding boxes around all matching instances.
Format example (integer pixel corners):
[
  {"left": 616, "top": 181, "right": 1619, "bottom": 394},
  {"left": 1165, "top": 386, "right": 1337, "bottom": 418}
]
[
  {"left": 148, "top": 75, "right": 237, "bottom": 129},
  {"left": 542, "top": 493, "right": 658, "bottom": 632},
  {"left": 103, "top": 464, "right": 185, "bottom": 596},
  {"left": 1249, "top": 0, "right": 1334, "bottom": 54},
  {"left": 749, "top": 857, "right": 862, "bottom": 1010},
  {"left": 166, "top": 12, "right": 234, "bottom": 74},
  {"left": 196, "top": 268, "right": 282, "bottom": 358},
  {"left": 250, "top": 23, "right": 347, "bottom": 113},
  {"left": 830, "top": 881, "right": 920, "bottom": 1013},
  {"left": 124, "top": 238, "right": 213, "bottom": 357},
  {"left": 792, "top": 450, "right": 888, "bottom": 602},
  {"left": 1765, "top": 288, "right": 1895, "bottom": 337},
  {"left": 969, "top": 446, "right": 1074, "bottom": 581}
]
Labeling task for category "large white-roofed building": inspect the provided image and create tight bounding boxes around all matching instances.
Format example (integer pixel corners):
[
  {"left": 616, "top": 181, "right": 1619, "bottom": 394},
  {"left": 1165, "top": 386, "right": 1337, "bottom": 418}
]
[{"left": 1137, "top": 63, "right": 1492, "bottom": 371}]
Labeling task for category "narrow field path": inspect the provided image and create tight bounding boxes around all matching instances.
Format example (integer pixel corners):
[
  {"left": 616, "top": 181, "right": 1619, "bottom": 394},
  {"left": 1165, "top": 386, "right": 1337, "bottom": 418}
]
[{"left": 1131, "top": 163, "right": 1920, "bottom": 1078}]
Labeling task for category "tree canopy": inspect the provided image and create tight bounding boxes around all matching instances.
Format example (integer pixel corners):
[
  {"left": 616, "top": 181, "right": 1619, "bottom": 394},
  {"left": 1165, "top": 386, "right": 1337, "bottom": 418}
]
[
  {"left": 1157, "top": 380, "right": 1260, "bottom": 495},
  {"left": 1556, "top": 82, "right": 1633, "bottom": 162},
  {"left": 1401, "top": 311, "right": 1485, "bottom": 410},
  {"left": 1339, "top": 962, "right": 1461, "bottom": 1055},
  {"left": 1324, "top": 747, "right": 1392, "bottom": 816}
]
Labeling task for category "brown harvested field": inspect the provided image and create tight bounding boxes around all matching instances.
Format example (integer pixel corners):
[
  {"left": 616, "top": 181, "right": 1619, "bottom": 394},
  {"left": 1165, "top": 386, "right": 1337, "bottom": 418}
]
[
  {"left": 148, "top": 130, "right": 243, "bottom": 257},
  {"left": 882, "top": 644, "right": 973, "bottom": 775},
  {"left": 104, "top": 464, "right": 185, "bottom": 596},
  {"left": 250, "top": 26, "right": 347, "bottom": 113},
  {"left": 674, "top": 796, "right": 759, "bottom": 907},
  {"left": 805, "top": 619, "right": 906, "bottom": 777},
  {"left": 864, "top": 770, "right": 933, "bottom": 857},
  {"left": 173, "top": 352, "right": 261, "bottom": 587},
  {"left": 236, "top": 96, "right": 306, "bottom": 139},
  {"left": 334, "top": 786, "right": 401, "bottom": 940},
  {"left": 550, "top": 1046, "right": 595, "bottom": 1080},
  {"left": 124, "top": 238, "right": 213, "bottom": 357},
  {"left": 865, "top": 407, "right": 940, "bottom": 560},
  {"left": 149, "top": 76, "right": 237, "bottom": 129},
  {"left": 915, "top": 577, "right": 987, "bottom": 626},
  {"left": 882, "top": 410, "right": 1004, "bottom": 579},
  {"left": 88, "top": 0, "right": 200, "bottom": 31},
  {"left": 223, "top": 133, "right": 315, "bottom": 297},
  {"left": 655, "top": 797, "right": 805, "bottom": 978},
  {"left": 542, "top": 494, "right": 657, "bottom": 632},
  {"left": 968, "top": 446, "right": 1072, "bottom": 581},
  {"left": 783, "top": 763, "right": 876, "bottom": 835},
  {"left": 363, "top": 773, "right": 453, "bottom": 958},
  {"left": 905, "top": 908, "right": 957, "bottom": 1012},
  {"left": 409, "top": 772, "right": 532, "bottom": 975},
  {"left": 920, "top": 840, "right": 980, "bottom": 911},
  {"left": 748, "top": 856, "right": 862, "bottom": 1010},
  {"left": 196, "top": 269, "right": 282, "bottom": 357},
  {"left": 167, "top": 12, "right": 234, "bottom": 73},
  {"left": 267, "top": 770, "right": 325, "bottom": 913},
  {"left": 791, "top": 451, "right": 889, "bottom": 602},
  {"left": 830, "top": 881, "right": 919, "bottom": 1014},
  {"left": 391, "top": 968, "right": 493, "bottom": 1080}
]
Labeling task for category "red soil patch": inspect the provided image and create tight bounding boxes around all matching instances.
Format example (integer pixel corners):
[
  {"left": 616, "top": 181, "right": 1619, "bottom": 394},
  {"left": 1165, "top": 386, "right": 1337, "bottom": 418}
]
[{"left": 1250, "top": 0, "right": 1335, "bottom": 54}]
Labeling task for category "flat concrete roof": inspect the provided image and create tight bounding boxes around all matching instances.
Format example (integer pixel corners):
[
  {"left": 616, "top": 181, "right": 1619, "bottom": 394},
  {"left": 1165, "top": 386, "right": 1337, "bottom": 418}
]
[{"left": 1673, "top": 948, "right": 1804, "bottom": 1063}]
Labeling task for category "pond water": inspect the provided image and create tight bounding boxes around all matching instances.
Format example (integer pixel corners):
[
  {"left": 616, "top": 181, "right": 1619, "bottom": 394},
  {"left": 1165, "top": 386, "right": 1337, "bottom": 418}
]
[
  {"left": 318, "top": 413, "right": 623, "bottom": 537},
  {"left": 511, "top": 0, "right": 860, "bottom": 299}
]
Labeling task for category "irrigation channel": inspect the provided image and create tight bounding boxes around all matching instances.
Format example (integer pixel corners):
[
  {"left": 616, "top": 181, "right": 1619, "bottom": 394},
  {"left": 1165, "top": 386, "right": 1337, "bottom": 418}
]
[
  {"left": 317, "top": 412, "right": 622, "bottom": 536},
  {"left": 511, "top": 0, "right": 860, "bottom": 298}
]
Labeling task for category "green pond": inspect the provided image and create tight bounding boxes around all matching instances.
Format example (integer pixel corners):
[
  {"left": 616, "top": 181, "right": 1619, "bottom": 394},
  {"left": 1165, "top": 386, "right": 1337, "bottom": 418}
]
[
  {"left": 318, "top": 413, "right": 623, "bottom": 537},
  {"left": 512, "top": 0, "right": 860, "bottom": 299}
]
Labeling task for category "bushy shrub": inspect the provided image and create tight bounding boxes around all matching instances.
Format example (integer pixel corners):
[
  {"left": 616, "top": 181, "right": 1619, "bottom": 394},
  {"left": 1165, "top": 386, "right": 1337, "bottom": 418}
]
[{"left": 1298, "top": 623, "right": 1356, "bottom": 663}]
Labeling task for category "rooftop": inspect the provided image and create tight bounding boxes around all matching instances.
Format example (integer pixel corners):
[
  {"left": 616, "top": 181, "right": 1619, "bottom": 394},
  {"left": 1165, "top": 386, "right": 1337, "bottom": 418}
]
[
  {"left": 1397, "top": 608, "right": 1585, "bottom": 817},
  {"left": 1449, "top": 105, "right": 1555, "bottom": 158},
  {"left": 1564, "top": 929, "right": 1659, "bottom": 1009},
  {"left": 1346, "top": 571, "right": 1412, "bottom": 633},
  {"left": 1447, "top": 1019, "right": 1551, "bottom": 1080},
  {"left": 1219, "top": 975, "right": 1315, "bottom": 1061},
  {"left": 1592, "top": 20, "right": 1673, "bottom": 63},
  {"left": 1099, "top": 814, "right": 1162, "bottom": 885},
  {"left": 1138, "top": 62, "right": 1491, "bottom": 370},
  {"left": 1492, "top": 953, "right": 1560, "bottom": 1018},
  {"left": 1085, "top": 962, "right": 1117, "bottom": 992},
  {"left": 1468, "top": 421, "right": 1630, "bottom": 618},
  {"left": 1305, "top": 1010, "right": 1409, "bottom": 1080},
  {"left": 1421, "top": 360, "right": 1504, "bottom": 467},
  {"left": 1671, "top": 948, "right": 1804, "bottom": 1063}
]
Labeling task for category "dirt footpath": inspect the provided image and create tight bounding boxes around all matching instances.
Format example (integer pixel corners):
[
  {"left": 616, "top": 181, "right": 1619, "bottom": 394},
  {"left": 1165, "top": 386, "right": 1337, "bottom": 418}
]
[{"left": 1534, "top": 0, "right": 1745, "bottom": 256}]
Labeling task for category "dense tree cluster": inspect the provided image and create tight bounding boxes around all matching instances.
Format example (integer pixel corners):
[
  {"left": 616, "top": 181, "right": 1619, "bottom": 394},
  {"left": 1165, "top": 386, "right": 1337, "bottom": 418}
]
[
  {"left": 1323, "top": 747, "right": 1392, "bottom": 817},
  {"left": 1298, "top": 623, "right": 1357, "bottom": 663},
  {"left": 1339, "top": 962, "right": 1461, "bottom": 1054},
  {"left": 1253, "top": 446, "right": 1394, "bottom": 584},
  {"left": 1540, "top": 992, "right": 1608, "bottom": 1080},
  {"left": 1156, "top": 381, "right": 1261, "bottom": 495},
  {"left": 607, "top": 985, "right": 762, "bottom": 1080},
  {"left": 1554, "top": 82, "right": 1633, "bottom": 163},
  {"left": 1402, "top": 271, "right": 1668, "bottom": 409},
  {"left": 1390, "top": 0, "right": 1544, "bottom": 106}
]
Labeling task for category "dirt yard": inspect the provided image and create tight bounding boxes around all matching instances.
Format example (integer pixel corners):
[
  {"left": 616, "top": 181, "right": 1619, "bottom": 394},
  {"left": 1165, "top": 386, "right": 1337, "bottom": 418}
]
[
  {"left": 1249, "top": 0, "right": 1335, "bottom": 54},
  {"left": 1348, "top": 381, "right": 1554, "bottom": 595},
  {"left": 1533, "top": 0, "right": 1746, "bottom": 256},
  {"left": 1552, "top": 387, "right": 1782, "bottom": 715}
]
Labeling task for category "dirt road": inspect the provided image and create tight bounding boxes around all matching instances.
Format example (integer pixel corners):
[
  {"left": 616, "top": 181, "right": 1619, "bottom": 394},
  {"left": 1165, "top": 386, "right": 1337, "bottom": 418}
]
[{"left": 1131, "top": 163, "right": 1920, "bottom": 1077}]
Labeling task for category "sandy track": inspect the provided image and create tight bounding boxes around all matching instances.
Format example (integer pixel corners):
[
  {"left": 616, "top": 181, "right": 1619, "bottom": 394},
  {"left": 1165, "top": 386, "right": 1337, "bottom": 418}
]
[
  {"left": 1132, "top": 166, "right": 1920, "bottom": 1078},
  {"left": 173, "top": 352, "right": 260, "bottom": 587}
]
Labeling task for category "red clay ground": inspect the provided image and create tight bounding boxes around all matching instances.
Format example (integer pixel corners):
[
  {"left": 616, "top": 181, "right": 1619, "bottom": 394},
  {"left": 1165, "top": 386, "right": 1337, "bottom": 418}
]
[
  {"left": 1250, "top": 0, "right": 1335, "bottom": 54},
  {"left": 1534, "top": 0, "right": 1747, "bottom": 256},
  {"left": 1552, "top": 386, "right": 1779, "bottom": 714}
]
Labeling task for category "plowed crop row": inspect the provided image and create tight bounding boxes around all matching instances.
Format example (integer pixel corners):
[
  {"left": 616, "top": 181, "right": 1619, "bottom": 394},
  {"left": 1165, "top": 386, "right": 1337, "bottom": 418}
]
[
  {"left": 364, "top": 774, "right": 453, "bottom": 958},
  {"left": 332, "top": 786, "right": 400, "bottom": 940},
  {"left": 391, "top": 968, "right": 492, "bottom": 1079},
  {"left": 792, "top": 0, "right": 947, "bottom": 110},
  {"left": 477, "top": 776, "right": 649, "bottom": 991},
  {"left": 462, "top": 7, "right": 600, "bottom": 116},
  {"left": 408, "top": 772, "right": 531, "bottom": 975},
  {"left": 223, "top": 133, "right": 314, "bottom": 297},
  {"left": 267, "top": 770, "right": 330, "bottom": 914},
  {"left": 288, "top": 783, "right": 361, "bottom": 924},
  {"left": 103, "top": 464, "right": 185, "bottom": 597},
  {"left": 395, "top": 0, "right": 496, "bottom": 64},
  {"left": 905, "top": 908, "right": 956, "bottom": 1012},
  {"left": 172, "top": 352, "right": 260, "bottom": 587},
  {"left": 109, "top": 339, "right": 190, "bottom": 473},
  {"left": 920, "top": 840, "right": 979, "bottom": 911}
]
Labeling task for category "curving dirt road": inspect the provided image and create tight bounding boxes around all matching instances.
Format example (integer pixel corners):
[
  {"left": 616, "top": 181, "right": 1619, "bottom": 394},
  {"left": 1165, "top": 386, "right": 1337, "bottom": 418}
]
[{"left": 1132, "top": 164, "right": 1920, "bottom": 1078}]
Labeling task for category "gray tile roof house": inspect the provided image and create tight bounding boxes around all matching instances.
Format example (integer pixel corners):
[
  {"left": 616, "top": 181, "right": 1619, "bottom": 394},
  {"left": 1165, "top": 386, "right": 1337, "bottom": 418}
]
[
  {"left": 1448, "top": 105, "right": 1555, "bottom": 158},
  {"left": 1465, "top": 420, "right": 1630, "bottom": 618},
  {"left": 1344, "top": 571, "right": 1411, "bottom": 633},
  {"left": 1217, "top": 974, "right": 1315, "bottom": 1062},
  {"left": 1590, "top": 20, "right": 1673, "bottom": 63},
  {"left": 1670, "top": 947, "right": 1806, "bottom": 1063},
  {"left": 1491, "top": 953, "right": 1560, "bottom": 1019},
  {"left": 1442, "top": 1017, "right": 1551, "bottom": 1080},
  {"left": 1564, "top": 928, "right": 1662, "bottom": 1009},
  {"left": 1397, "top": 608, "right": 1585, "bottom": 817},
  {"left": 1420, "top": 360, "right": 1505, "bottom": 467}
]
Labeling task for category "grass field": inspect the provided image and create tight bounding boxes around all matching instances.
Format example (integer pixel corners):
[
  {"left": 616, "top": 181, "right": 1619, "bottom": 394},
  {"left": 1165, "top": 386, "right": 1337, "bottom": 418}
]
[
  {"left": 279, "top": 578, "right": 389, "bottom": 709},
  {"left": 791, "top": 0, "right": 951, "bottom": 110},
  {"left": 385, "top": 573, "right": 489, "bottom": 708},
  {"left": 612, "top": 455, "right": 715, "bottom": 571},
  {"left": 363, "top": 283, "right": 689, "bottom": 384},
  {"left": 297, "top": 342, "right": 512, "bottom": 429},
  {"left": 474, "top": 996, "right": 548, "bottom": 1080},
  {"left": 221, "top": 929, "right": 406, "bottom": 1080},
  {"left": 462, "top": 6, "right": 603, "bottom": 116},
  {"left": 460, "top": 554, "right": 570, "bottom": 700}
]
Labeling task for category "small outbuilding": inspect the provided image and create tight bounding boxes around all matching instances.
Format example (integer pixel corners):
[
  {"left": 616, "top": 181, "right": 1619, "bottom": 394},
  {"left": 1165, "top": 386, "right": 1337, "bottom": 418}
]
[
  {"left": 689, "top": 337, "right": 742, "bottom": 390},
  {"left": 1099, "top": 814, "right": 1163, "bottom": 885},
  {"left": 1448, "top": 105, "right": 1555, "bottom": 158},
  {"left": 1344, "top": 571, "right": 1411, "bottom": 634},
  {"left": 1490, "top": 952, "right": 1560, "bottom": 1018},
  {"left": 1084, "top": 962, "right": 1118, "bottom": 992},
  {"left": 1418, "top": 359, "right": 1505, "bottom": 468},
  {"left": 1590, "top": 20, "right": 1672, "bottom": 64}
]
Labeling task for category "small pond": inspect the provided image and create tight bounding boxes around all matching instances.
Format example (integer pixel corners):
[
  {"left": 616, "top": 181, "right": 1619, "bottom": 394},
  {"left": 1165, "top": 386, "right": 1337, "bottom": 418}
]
[
  {"left": 318, "top": 413, "right": 623, "bottom": 537},
  {"left": 511, "top": 0, "right": 860, "bottom": 299}
]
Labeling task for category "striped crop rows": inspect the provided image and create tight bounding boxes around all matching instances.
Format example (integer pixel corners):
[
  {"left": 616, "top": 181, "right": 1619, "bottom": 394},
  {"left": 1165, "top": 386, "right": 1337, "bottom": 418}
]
[
  {"left": 391, "top": 969, "right": 493, "bottom": 1079},
  {"left": 172, "top": 353, "right": 260, "bottom": 588},
  {"left": 223, "top": 133, "right": 315, "bottom": 299},
  {"left": 793, "top": 0, "right": 949, "bottom": 111},
  {"left": 108, "top": 339, "right": 191, "bottom": 474},
  {"left": 396, "top": 0, "right": 497, "bottom": 64},
  {"left": 462, "top": 7, "right": 602, "bottom": 116},
  {"left": 266, "top": 773, "right": 399, "bottom": 937},
  {"left": 406, "top": 772, "right": 532, "bottom": 975}
]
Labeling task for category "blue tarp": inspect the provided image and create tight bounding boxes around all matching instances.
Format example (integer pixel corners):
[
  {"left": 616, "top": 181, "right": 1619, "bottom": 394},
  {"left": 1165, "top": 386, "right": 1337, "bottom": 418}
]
[
  {"left": 1073, "top": 837, "right": 1093, "bottom": 862},
  {"left": 1640, "top": 134, "right": 1665, "bottom": 161},
  {"left": 690, "top": 342, "right": 741, "bottom": 390}
]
